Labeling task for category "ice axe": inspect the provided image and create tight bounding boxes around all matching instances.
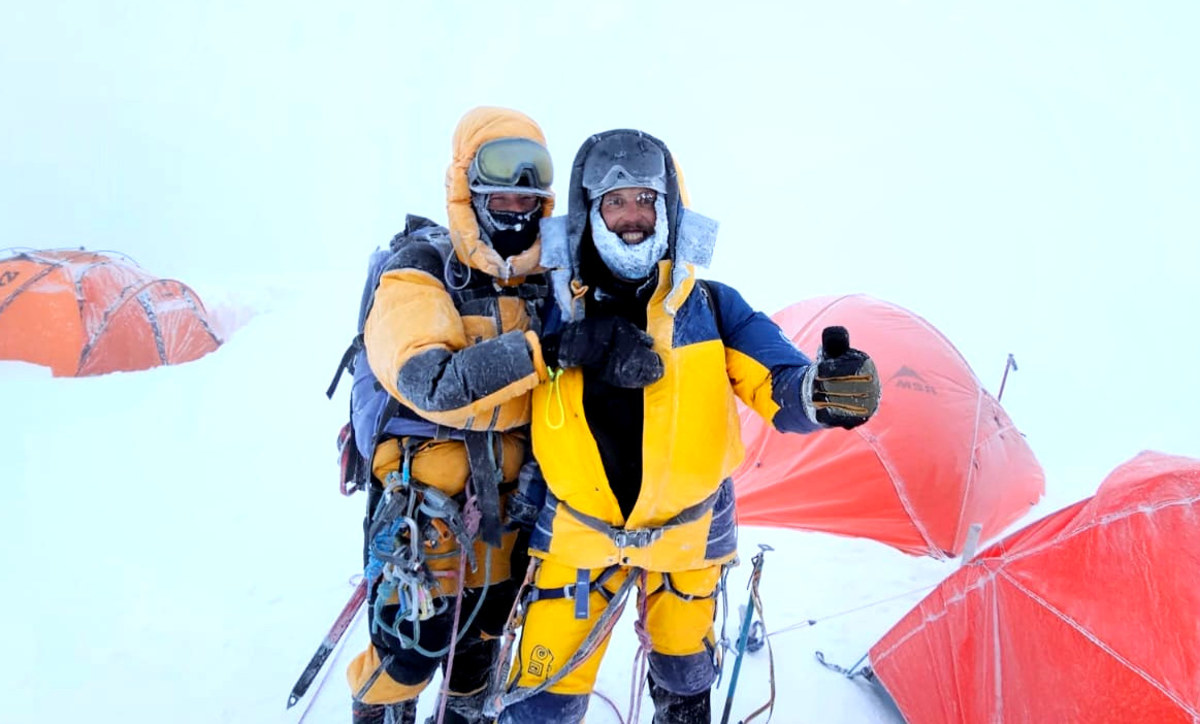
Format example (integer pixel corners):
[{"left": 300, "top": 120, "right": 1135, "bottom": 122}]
[{"left": 720, "top": 544, "right": 774, "bottom": 724}]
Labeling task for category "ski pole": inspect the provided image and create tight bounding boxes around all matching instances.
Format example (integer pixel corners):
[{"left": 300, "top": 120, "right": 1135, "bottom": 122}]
[
  {"left": 287, "top": 578, "right": 369, "bottom": 708},
  {"left": 720, "top": 544, "right": 772, "bottom": 724}
]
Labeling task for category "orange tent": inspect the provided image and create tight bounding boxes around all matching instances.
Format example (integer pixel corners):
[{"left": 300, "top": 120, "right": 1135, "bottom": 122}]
[
  {"left": 0, "top": 249, "right": 222, "bottom": 376},
  {"left": 870, "top": 451, "right": 1200, "bottom": 723},
  {"left": 733, "top": 294, "right": 1043, "bottom": 558}
]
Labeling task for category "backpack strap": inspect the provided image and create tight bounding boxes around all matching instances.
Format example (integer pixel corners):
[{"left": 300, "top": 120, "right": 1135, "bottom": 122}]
[
  {"left": 326, "top": 335, "right": 362, "bottom": 399},
  {"left": 464, "top": 430, "right": 505, "bottom": 549}
]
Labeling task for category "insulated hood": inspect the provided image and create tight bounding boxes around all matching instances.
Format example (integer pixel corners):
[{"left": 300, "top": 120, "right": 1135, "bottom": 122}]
[
  {"left": 445, "top": 107, "right": 556, "bottom": 283},
  {"left": 540, "top": 129, "right": 718, "bottom": 320}
]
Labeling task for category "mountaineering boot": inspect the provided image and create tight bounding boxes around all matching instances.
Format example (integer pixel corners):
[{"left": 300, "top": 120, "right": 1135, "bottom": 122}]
[
  {"left": 649, "top": 675, "right": 712, "bottom": 724},
  {"left": 352, "top": 699, "right": 417, "bottom": 724},
  {"left": 389, "top": 699, "right": 419, "bottom": 724},
  {"left": 426, "top": 688, "right": 490, "bottom": 724},
  {"left": 352, "top": 700, "right": 386, "bottom": 724}
]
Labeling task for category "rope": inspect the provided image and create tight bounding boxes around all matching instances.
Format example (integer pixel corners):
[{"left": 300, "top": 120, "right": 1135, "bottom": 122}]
[
  {"left": 483, "top": 559, "right": 540, "bottom": 718},
  {"left": 485, "top": 569, "right": 640, "bottom": 716},
  {"left": 434, "top": 547, "right": 471, "bottom": 724},
  {"left": 738, "top": 578, "right": 776, "bottom": 724},
  {"left": 763, "top": 582, "right": 938, "bottom": 640},
  {"left": 593, "top": 689, "right": 626, "bottom": 724},
  {"left": 625, "top": 570, "right": 651, "bottom": 724}
]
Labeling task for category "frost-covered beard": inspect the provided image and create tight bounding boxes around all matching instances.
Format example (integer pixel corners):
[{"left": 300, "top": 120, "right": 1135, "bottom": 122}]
[{"left": 588, "top": 195, "right": 669, "bottom": 281}]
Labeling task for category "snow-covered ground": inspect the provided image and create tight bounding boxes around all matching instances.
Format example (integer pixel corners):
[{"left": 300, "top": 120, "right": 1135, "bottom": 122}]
[
  {"left": 2, "top": 278, "right": 1092, "bottom": 723},
  {"left": 4, "top": 4, "right": 1197, "bottom": 722}
]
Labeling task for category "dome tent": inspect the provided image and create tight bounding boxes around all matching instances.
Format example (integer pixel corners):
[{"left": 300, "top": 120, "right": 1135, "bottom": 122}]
[
  {"left": 0, "top": 248, "right": 222, "bottom": 376},
  {"left": 733, "top": 294, "right": 1044, "bottom": 558},
  {"left": 870, "top": 451, "right": 1200, "bottom": 723}
]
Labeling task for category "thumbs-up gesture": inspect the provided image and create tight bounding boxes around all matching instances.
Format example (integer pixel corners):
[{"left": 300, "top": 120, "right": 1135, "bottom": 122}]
[{"left": 803, "top": 326, "right": 880, "bottom": 429}]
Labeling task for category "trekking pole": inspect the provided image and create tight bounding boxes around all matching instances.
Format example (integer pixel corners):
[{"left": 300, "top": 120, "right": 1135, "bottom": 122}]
[
  {"left": 997, "top": 353, "right": 1018, "bottom": 402},
  {"left": 287, "top": 578, "right": 369, "bottom": 708},
  {"left": 720, "top": 544, "right": 772, "bottom": 724}
]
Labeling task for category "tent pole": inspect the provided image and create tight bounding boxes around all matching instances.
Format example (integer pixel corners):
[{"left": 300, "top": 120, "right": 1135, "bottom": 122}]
[
  {"left": 997, "top": 354, "right": 1018, "bottom": 401},
  {"left": 960, "top": 523, "right": 983, "bottom": 566}
]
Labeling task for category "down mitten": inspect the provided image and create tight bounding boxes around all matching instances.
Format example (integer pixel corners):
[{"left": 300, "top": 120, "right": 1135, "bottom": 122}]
[{"left": 555, "top": 315, "right": 664, "bottom": 389}]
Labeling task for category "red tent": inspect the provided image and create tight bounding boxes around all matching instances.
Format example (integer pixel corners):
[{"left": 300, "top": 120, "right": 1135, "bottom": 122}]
[
  {"left": 0, "top": 249, "right": 222, "bottom": 376},
  {"left": 869, "top": 451, "right": 1200, "bottom": 723},
  {"left": 733, "top": 294, "right": 1043, "bottom": 558}
]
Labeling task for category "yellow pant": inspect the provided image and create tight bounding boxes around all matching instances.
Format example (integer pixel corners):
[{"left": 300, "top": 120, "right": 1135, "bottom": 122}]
[{"left": 511, "top": 558, "right": 722, "bottom": 695}]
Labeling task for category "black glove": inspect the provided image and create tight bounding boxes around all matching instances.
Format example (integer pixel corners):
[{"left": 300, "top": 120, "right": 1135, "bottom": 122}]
[
  {"left": 505, "top": 460, "right": 547, "bottom": 531},
  {"left": 554, "top": 315, "right": 664, "bottom": 389},
  {"left": 804, "top": 326, "right": 880, "bottom": 430}
]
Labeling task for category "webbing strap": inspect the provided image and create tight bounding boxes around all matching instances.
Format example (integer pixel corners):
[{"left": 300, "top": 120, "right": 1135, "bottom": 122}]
[
  {"left": 574, "top": 568, "right": 591, "bottom": 620},
  {"left": 659, "top": 571, "right": 721, "bottom": 602},
  {"left": 522, "top": 565, "right": 621, "bottom": 606},
  {"left": 560, "top": 488, "right": 722, "bottom": 549},
  {"left": 326, "top": 337, "right": 360, "bottom": 399},
  {"left": 485, "top": 568, "right": 640, "bottom": 717},
  {"left": 464, "top": 431, "right": 503, "bottom": 548}
]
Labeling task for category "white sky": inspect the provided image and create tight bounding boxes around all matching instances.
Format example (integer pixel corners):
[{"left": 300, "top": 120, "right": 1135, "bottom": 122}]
[
  {"left": 4, "top": 3, "right": 1198, "bottom": 494},
  {"left": 3, "top": 3, "right": 1199, "bottom": 721}
]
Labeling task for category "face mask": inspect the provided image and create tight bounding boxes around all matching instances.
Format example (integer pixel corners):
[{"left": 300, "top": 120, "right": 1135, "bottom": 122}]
[
  {"left": 588, "top": 195, "right": 669, "bottom": 281},
  {"left": 472, "top": 194, "right": 542, "bottom": 258}
]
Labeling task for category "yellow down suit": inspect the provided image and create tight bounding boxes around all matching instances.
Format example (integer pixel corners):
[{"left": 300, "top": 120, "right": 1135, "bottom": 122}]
[
  {"left": 497, "top": 130, "right": 822, "bottom": 723},
  {"left": 346, "top": 107, "right": 553, "bottom": 708}
]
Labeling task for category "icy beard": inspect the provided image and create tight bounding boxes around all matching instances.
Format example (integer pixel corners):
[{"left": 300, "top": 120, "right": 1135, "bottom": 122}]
[{"left": 588, "top": 195, "right": 669, "bottom": 282}]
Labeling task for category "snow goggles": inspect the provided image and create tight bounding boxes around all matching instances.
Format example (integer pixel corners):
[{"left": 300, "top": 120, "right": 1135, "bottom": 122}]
[
  {"left": 582, "top": 134, "right": 667, "bottom": 200},
  {"left": 469, "top": 138, "right": 554, "bottom": 196}
]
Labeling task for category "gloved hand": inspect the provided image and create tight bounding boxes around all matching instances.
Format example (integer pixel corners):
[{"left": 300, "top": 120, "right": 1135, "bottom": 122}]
[
  {"left": 555, "top": 315, "right": 664, "bottom": 389},
  {"left": 803, "top": 326, "right": 880, "bottom": 429},
  {"left": 505, "top": 460, "right": 547, "bottom": 531}
]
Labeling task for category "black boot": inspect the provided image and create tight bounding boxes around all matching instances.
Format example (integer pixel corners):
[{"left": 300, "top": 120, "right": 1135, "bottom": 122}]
[
  {"left": 352, "top": 699, "right": 417, "bottom": 724},
  {"left": 426, "top": 688, "right": 489, "bottom": 724},
  {"left": 389, "top": 699, "right": 418, "bottom": 724},
  {"left": 648, "top": 676, "right": 712, "bottom": 724}
]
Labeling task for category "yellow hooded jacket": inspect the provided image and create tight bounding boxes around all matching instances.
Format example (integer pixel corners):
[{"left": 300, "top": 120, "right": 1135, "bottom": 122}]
[
  {"left": 529, "top": 130, "right": 820, "bottom": 574},
  {"left": 364, "top": 107, "right": 553, "bottom": 433}
]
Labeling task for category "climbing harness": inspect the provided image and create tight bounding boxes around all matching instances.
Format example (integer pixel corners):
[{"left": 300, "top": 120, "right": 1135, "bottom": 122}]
[{"left": 483, "top": 563, "right": 642, "bottom": 718}]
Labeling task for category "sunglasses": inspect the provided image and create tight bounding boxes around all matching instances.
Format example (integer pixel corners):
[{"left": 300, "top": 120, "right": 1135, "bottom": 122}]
[{"left": 471, "top": 138, "right": 554, "bottom": 191}]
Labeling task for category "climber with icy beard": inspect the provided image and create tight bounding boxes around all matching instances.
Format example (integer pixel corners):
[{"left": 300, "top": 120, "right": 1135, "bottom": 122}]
[{"left": 497, "top": 129, "right": 881, "bottom": 724}]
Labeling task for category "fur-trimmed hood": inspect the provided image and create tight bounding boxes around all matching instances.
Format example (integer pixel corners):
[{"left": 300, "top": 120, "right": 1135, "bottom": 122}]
[{"left": 539, "top": 129, "right": 718, "bottom": 320}]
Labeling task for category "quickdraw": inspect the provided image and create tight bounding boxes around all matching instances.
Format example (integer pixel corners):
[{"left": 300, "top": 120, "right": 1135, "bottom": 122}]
[{"left": 363, "top": 444, "right": 489, "bottom": 659}]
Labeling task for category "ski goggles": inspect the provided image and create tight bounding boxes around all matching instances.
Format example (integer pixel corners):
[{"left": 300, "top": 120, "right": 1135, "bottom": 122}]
[
  {"left": 469, "top": 137, "right": 554, "bottom": 197},
  {"left": 582, "top": 134, "right": 667, "bottom": 200}
]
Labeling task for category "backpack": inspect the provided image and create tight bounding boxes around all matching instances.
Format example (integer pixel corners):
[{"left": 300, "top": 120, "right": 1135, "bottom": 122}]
[{"left": 326, "top": 214, "right": 454, "bottom": 496}]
